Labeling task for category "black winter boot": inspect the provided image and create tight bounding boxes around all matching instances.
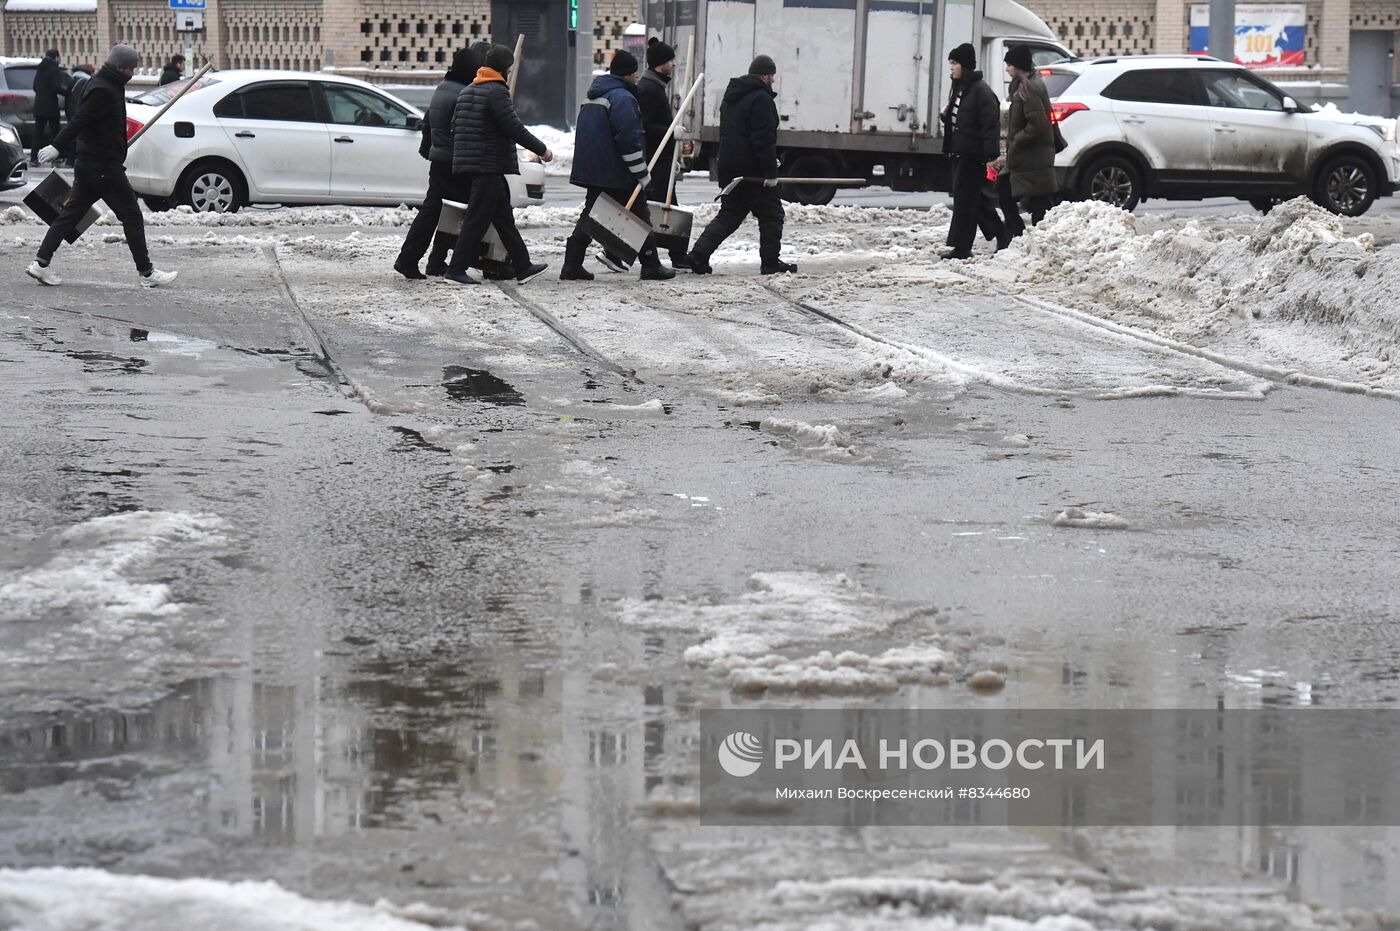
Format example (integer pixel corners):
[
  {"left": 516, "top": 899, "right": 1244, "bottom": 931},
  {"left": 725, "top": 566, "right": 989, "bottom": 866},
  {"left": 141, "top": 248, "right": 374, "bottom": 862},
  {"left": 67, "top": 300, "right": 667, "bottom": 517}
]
[{"left": 560, "top": 265, "right": 594, "bottom": 281}]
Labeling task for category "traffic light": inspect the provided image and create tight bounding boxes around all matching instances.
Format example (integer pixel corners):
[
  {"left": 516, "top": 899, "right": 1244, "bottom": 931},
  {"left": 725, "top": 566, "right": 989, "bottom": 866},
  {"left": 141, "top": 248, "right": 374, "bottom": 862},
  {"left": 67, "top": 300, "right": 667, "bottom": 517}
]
[{"left": 568, "top": 0, "right": 578, "bottom": 30}]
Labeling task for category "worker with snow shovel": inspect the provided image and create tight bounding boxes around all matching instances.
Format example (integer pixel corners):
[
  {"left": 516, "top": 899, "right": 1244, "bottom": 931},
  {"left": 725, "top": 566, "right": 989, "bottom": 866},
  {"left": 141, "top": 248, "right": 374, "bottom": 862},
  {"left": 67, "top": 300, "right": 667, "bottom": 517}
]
[
  {"left": 685, "top": 55, "right": 796, "bottom": 276},
  {"left": 560, "top": 50, "right": 674, "bottom": 282},
  {"left": 27, "top": 44, "right": 177, "bottom": 289}
]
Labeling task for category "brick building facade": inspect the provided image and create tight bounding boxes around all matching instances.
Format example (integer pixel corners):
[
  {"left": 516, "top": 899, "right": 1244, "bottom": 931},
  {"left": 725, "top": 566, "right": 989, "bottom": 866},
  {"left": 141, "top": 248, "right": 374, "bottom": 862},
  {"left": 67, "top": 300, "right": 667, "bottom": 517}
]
[{"left": 0, "top": 0, "right": 641, "bottom": 77}]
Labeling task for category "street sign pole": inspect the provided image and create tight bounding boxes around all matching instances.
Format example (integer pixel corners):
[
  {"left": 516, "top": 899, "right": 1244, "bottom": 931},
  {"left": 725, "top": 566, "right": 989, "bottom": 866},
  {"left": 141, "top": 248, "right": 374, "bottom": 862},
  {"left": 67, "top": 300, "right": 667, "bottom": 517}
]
[{"left": 1208, "top": 0, "right": 1235, "bottom": 63}]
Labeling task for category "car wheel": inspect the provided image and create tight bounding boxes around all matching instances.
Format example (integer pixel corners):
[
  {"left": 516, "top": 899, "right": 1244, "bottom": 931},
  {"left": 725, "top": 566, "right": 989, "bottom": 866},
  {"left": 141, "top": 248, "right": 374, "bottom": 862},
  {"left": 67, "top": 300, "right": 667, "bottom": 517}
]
[
  {"left": 142, "top": 196, "right": 174, "bottom": 212},
  {"left": 179, "top": 160, "right": 245, "bottom": 213},
  {"left": 781, "top": 153, "right": 839, "bottom": 206},
  {"left": 1312, "top": 154, "right": 1376, "bottom": 217},
  {"left": 1078, "top": 155, "right": 1141, "bottom": 211}
]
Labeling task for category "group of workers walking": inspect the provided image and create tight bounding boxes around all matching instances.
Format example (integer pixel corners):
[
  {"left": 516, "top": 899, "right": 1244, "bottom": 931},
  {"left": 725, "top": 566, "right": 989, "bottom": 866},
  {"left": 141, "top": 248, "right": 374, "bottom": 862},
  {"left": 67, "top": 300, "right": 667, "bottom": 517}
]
[
  {"left": 394, "top": 39, "right": 799, "bottom": 285},
  {"left": 19, "top": 34, "right": 1055, "bottom": 292},
  {"left": 397, "top": 36, "right": 1056, "bottom": 284}
]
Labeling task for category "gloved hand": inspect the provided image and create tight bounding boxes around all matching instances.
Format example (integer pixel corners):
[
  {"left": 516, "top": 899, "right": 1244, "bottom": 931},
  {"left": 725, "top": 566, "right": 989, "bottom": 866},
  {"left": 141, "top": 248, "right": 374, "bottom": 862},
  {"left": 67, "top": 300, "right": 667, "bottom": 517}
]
[
  {"left": 38, "top": 145, "right": 60, "bottom": 164},
  {"left": 763, "top": 177, "right": 779, "bottom": 188}
]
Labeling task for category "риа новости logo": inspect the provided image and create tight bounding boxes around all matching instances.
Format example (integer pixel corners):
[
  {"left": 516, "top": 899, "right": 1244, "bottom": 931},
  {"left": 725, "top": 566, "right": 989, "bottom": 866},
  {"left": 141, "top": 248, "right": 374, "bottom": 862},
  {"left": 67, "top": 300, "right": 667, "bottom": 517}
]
[{"left": 718, "top": 731, "right": 764, "bottom": 777}]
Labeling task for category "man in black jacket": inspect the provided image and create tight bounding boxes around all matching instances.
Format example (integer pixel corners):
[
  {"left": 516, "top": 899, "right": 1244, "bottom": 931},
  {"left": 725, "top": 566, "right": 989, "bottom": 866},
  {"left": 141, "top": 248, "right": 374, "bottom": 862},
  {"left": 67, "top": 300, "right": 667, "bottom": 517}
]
[
  {"left": 624, "top": 37, "right": 691, "bottom": 271},
  {"left": 30, "top": 51, "right": 64, "bottom": 167},
  {"left": 940, "top": 42, "right": 1005, "bottom": 260},
  {"left": 445, "top": 44, "right": 552, "bottom": 286},
  {"left": 159, "top": 54, "right": 185, "bottom": 86},
  {"left": 395, "top": 43, "right": 486, "bottom": 279},
  {"left": 28, "top": 45, "right": 177, "bottom": 288},
  {"left": 686, "top": 55, "right": 794, "bottom": 276}
]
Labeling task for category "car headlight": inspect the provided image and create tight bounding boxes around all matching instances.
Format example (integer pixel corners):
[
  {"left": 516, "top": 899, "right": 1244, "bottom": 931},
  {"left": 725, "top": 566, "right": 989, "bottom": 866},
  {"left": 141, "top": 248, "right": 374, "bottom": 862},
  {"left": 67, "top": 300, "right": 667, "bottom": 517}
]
[
  {"left": 1359, "top": 121, "right": 1397, "bottom": 144},
  {"left": 0, "top": 123, "right": 19, "bottom": 146}
]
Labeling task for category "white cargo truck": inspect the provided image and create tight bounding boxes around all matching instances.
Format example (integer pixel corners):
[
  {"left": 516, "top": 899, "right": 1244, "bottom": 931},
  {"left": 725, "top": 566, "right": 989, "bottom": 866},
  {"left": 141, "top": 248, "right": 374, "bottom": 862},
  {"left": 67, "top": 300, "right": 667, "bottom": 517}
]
[{"left": 645, "top": 0, "right": 1071, "bottom": 203}]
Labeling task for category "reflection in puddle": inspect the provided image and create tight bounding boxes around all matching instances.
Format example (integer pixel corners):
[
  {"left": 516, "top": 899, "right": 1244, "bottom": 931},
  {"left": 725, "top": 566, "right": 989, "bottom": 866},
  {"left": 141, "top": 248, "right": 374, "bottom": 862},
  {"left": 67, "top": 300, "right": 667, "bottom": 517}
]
[{"left": 442, "top": 366, "right": 525, "bottom": 406}]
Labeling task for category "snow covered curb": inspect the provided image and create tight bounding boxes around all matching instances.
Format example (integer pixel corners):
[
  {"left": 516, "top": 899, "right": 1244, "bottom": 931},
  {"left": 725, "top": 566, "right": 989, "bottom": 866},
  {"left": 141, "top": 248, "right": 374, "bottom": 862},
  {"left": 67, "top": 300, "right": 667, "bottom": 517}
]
[{"left": 972, "top": 198, "right": 1400, "bottom": 392}]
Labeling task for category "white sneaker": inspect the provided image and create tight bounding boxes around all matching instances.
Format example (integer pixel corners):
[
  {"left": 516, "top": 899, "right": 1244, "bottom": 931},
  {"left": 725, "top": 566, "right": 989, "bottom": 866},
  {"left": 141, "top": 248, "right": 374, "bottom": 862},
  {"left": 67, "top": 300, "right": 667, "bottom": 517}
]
[
  {"left": 26, "top": 261, "right": 60, "bottom": 286},
  {"left": 595, "top": 251, "right": 626, "bottom": 274},
  {"left": 140, "top": 268, "right": 178, "bottom": 288}
]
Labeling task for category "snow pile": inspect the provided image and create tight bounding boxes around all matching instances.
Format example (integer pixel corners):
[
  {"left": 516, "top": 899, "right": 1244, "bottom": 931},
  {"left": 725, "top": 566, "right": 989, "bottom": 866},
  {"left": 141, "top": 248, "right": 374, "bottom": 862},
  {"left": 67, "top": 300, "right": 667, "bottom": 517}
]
[
  {"left": 0, "top": 511, "right": 225, "bottom": 626},
  {"left": 619, "top": 572, "right": 955, "bottom": 696},
  {"left": 760, "top": 418, "right": 859, "bottom": 459},
  {"left": 765, "top": 875, "right": 1365, "bottom": 931},
  {"left": 983, "top": 198, "right": 1400, "bottom": 387},
  {"left": 2, "top": 206, "right": 28, "bottom": 225},
  {"left": 542, "top": 458, "right": 635, "bottom": 504},
  {"left": 528, "top": 123, "right": 574, "bottom": 176},
  {"left": 103, "top": 204, "right": 423, "bottom": 228},
  {"left": 1050, "top": 508, "right": 1129, "bottom": 531},
  {"left": 0, "top": 867, "right": 475, "bottom": 931},
  {"left": 726, "top": 646, "right": 953, "bottom": 695}
]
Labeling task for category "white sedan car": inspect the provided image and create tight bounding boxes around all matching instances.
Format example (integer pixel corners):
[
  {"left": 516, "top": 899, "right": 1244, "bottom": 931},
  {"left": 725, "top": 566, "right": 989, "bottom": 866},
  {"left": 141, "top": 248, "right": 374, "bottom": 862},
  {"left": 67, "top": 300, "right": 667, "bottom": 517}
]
[{"left": 124, "top": 70, "right": 547, "bottom": 213}]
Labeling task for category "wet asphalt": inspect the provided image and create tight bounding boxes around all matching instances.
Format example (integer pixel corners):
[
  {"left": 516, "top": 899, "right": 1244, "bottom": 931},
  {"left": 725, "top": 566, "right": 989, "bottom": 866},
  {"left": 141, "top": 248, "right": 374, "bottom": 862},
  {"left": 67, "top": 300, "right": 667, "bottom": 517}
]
[{"left": 2, "top": 219, "right": 1400, "bottom": 927}]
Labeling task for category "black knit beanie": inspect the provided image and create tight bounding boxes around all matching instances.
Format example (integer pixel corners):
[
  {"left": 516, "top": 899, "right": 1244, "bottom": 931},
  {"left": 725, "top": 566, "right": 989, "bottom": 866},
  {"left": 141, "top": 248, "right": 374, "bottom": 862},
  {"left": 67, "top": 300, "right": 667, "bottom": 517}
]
[
  {"left": 610, "top": 49, "right": 639, "bottom": 76},
  {"left": 646, "top": 37, "right": 676, "bottom": 69},
  {"left": 1003, "top": 44, "right": 1033, "bottom": 73},
  {"left": 748, "top": 54, "right": 777, "bottom": 76},
  {"left": 949, "top": 42, "right": 976, "bottom": 71},
  {"left": 485, "top": 44, "right": 514, "bottom": 74}
]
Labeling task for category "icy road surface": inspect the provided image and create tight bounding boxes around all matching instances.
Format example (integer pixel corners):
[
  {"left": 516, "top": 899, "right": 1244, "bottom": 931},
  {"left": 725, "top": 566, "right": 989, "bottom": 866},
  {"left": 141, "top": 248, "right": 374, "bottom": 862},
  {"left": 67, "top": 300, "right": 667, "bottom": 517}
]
[{"left": 1, "top": 197, "right": 1399, "bottom": 929}]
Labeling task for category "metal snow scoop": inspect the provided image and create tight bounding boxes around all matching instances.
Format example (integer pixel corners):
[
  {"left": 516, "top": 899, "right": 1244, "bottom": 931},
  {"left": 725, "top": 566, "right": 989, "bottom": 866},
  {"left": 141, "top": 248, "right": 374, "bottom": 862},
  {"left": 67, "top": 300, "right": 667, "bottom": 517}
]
[
  {"left": 24, "top": 62, "right": 214, "bottom": 239},
  {"left": 584, "top": 74, "right": 704, "bottom": 267},
  {"left": 647, "top": 35, "right": 695, "bottom": 255},
  {"left": 437, "top": 200, "right": 509, "bottom": 265},
  {"left": 714, "top": 176, "right": 867, "bottom": 199}
]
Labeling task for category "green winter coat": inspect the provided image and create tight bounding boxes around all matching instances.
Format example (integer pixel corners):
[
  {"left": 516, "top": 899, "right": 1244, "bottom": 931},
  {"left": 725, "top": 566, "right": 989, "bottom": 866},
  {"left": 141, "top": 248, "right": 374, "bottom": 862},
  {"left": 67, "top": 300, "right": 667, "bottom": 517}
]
[{"left": 1005, "top": 74, "right": 1057, "bottom": 199}]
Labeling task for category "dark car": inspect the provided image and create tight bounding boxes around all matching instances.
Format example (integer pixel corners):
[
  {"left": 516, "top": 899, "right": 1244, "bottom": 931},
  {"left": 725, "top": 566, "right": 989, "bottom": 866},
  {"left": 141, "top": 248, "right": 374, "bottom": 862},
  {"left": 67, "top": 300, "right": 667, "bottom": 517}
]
[
  {"left": 0, "top": 121, "right": 26, "bottom": 189},
  {"left": 0, "top": 57, "right": 42, "bottom": 147}
]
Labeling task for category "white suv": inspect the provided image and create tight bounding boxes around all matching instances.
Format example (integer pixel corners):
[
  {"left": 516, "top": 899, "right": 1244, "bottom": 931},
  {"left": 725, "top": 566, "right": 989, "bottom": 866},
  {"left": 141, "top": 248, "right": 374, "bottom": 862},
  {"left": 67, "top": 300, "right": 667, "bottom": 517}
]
[{"left": 1041, "top": 56, "right": 1400, "bottom": 215}]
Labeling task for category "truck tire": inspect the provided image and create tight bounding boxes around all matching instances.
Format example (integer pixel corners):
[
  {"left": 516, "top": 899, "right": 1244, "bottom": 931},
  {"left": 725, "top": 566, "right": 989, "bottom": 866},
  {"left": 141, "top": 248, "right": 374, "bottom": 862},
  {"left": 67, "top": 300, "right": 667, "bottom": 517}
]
[
  {"left": 1077, "top": 155, "right": 1141, "bottom": 211},
  {"left": 1311, "top": 154, "right": 1376, "bottom": 217},
  {"left": 781, "top": 153, "right": 839, "bottom": 206},
  {"left": 178, "top": 159, "right": 246, "bottom": 213}
]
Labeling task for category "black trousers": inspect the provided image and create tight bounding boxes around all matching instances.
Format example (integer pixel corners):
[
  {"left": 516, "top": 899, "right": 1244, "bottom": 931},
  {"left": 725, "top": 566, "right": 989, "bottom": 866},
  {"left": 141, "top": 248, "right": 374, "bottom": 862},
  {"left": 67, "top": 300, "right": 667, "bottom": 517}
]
[
  {"left": 565, "top": 186, "right": 661, "bottom": 269},
  {"left": 997, "top": 173, "right": 1050, "bottom": 240},
  {"left": 397, "top": 160, "right": 464, "bottom": 271},
  {"left": 691, "top": 182, "right": 784, "bottom": 266},
  {"left": 947, "top": 155, "right": 1003, "bottom": 255},
  {"left": 38, "top": 159, "right": 150, "bottom": 274},
  {"left": 447, "top": 173, "right": 530, "bottom": 275},
  {"left": 645, "top": 171, "right": 686, "bottom": 262},
  {"left": 30, "top": 115, "right": 60, "bottom": 164}
]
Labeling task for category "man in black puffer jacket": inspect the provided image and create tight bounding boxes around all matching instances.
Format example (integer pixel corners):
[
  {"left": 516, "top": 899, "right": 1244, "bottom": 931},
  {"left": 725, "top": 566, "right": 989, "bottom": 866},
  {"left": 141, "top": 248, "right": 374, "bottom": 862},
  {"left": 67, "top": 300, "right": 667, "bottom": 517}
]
[
  {"left": 394, "top": 42, "right": 486, "bottom": 279},
  {"left": 30, "top": 51, "right": 64, "bottom": 167},
  {"left": 445, "top": 44, "right": 552, "bottom": 286},
  {"left": 940, "top": 42, "right": 1005, "bottom": 260},
  {"left": 28, "top": 45, "right": 177, "bottom": 288},
  {"left": 633, "top": 37, "right": 691, "bottom": 270},
  {"left": 686, "top": 55, "right": 794, "bottom": 275}
]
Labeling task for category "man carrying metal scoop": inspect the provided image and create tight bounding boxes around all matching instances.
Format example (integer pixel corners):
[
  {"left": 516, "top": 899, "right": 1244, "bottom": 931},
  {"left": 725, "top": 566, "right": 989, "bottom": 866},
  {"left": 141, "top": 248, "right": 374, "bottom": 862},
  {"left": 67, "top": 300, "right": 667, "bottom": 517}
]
[
  {"left": 444, "top": 44, "right": 553, "bottom": 287},
  {"left": 27, "top": 44, "right": 178, "bottom": 289},
  {"left": 686, "top": 55, "right": 796, "bottom": 276},
  {"left": 560, "top": 50, "right": 674, "bottom": 282}
]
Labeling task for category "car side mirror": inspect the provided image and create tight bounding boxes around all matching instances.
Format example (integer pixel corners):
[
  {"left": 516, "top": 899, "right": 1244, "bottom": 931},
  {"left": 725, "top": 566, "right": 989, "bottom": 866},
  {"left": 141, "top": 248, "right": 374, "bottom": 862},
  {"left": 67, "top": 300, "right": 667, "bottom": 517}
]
[
  {"left": 1282, "top": 96, "right": 1300, "bottom": 113},
  {"left": 406, "top": 114, "right": 422, "bottom": 130}
]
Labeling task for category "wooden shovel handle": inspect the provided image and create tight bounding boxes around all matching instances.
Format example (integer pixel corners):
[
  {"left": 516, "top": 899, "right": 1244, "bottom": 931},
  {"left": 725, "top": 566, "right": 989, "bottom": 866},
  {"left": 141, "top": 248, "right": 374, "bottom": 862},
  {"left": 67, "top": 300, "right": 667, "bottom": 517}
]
[
  {"left": 627, "top": 73, "right": 705, "bottom": 211},
  {"left": 128, "top": 62, "right": 214, "bottom": 146}
]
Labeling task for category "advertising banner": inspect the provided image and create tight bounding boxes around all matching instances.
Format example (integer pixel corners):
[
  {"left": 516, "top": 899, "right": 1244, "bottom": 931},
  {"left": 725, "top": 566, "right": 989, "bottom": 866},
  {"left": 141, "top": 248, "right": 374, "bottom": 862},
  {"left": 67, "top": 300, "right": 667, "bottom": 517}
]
[{"left": 1189, "top": 3, "right": 1307, "bottom": 68}]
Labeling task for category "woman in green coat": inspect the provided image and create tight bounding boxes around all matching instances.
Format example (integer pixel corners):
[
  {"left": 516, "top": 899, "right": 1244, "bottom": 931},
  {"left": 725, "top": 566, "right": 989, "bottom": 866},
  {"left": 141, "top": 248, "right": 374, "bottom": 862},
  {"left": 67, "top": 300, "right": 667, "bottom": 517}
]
[{"left": 994, "top": 45, "right": 1058, "bottom": 240}]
